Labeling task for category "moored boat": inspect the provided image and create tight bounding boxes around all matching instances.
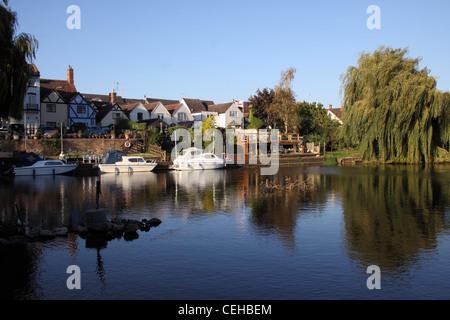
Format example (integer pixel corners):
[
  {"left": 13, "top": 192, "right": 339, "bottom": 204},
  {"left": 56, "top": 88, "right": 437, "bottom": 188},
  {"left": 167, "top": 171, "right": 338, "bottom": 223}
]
[
  {"left": 13, "top": 152, "right": 78, "bottom": 176},
  {"left": 170, "top": 147, "right": 226, "bottom": 171},
  {"left": 97, "top": 150, "right": 157, "bottom": 174}
]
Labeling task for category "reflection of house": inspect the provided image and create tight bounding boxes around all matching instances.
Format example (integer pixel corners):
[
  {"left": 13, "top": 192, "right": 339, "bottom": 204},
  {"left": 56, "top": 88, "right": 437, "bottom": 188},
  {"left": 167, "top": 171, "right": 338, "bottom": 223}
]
[
  {"left": 326, "top": 105, "right": 343, "bottom": 125},
  {"left": 40, "top": 66, "right": 78, "bottom": 128}
]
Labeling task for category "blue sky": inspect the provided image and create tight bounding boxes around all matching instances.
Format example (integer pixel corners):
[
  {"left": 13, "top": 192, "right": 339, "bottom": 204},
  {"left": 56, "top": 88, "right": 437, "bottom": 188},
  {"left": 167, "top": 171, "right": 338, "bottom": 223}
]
[{"left": 9, "top": 0, "right": 450, "bottom": 107}]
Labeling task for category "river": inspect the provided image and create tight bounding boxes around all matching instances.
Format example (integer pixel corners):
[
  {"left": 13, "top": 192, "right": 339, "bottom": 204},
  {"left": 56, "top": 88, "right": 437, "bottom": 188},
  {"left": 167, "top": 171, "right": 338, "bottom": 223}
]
[{"left": 0, "top": 164, "right": 449, "bottom": 300}]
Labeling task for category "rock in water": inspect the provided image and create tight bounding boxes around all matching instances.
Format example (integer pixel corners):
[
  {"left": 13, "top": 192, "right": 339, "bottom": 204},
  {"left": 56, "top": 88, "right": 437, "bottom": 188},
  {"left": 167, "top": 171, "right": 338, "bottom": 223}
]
[{"left": 147, "top": 218, "right": 162, "bottom": 227}]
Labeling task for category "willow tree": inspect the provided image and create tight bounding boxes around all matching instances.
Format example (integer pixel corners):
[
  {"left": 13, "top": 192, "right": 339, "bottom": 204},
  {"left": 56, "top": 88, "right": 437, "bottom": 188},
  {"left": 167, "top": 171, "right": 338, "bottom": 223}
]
[
  {"left": 340, "top": 47, "right": 449, "bottom": 163},
  {"left": 0, "top": 0, "right": 38, "bottom": 120},
  {"left": 268, "top": 67, "right": 297, "bottom": 133}
]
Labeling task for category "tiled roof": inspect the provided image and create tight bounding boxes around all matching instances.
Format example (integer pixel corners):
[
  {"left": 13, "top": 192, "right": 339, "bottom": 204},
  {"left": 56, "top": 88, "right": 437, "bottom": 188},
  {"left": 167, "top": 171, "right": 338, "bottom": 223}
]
[
  {"left": 164, "top": 103, "right": 180, "bottom": 115},
  {"left": 208, "top": 102, "right": 233, "bottom": 114},
  {"left": 182, "top": 98, "right": 215, "bottom": 113},
  {"left": 118, "top": 102, "right": 141, "bottom": 111},
  {"left": 144, "top": 101, "right": 161, "bottom": 112},
  {"left": 329, "top": 108, "right": 342, "bottom": 119},
  {"left": 82, "top": 93, "right": 125, "bottom": 104},
  {"left": 40, "top": 78, "right": 77, "bottom": 103}
]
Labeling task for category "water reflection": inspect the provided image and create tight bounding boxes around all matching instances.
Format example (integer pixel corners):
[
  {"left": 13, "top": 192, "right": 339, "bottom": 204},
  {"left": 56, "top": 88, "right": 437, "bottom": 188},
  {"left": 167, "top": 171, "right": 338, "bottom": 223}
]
[
  {"left": 1, "top": 164, "right": 449, "bottom": 299},
  {"left": 337, "top": 165, "right": 450, "bottom": 273}
]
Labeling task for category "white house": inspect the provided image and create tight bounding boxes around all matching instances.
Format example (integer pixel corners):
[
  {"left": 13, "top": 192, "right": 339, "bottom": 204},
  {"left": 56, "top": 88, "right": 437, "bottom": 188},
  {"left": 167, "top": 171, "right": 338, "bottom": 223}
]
[
  {"left": 170, "top": 101, "right": 194, "bottom": 125},
  {"left": 146, "top": 101, "right": 172, "bottom": 124},
  {"left": 3, "top": 64, "right": 41, "bottom": 134},
  {"left": 95, "top": 102, "right": 128, "bottom": 127},
  {"left": 208, "top": 102, "right": 244, "bottom": 128},
  {"left": 326, "top": 105, "right": 343, "bottom": 125},
  {"left": 119, "top": 102, "right": 150, "bottom": 122}
]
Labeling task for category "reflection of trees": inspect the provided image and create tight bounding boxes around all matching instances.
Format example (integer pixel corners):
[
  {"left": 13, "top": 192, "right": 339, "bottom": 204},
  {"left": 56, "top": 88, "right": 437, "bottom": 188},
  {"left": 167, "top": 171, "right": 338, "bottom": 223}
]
[
  {"left": 247, "top": 167, "right": 322, "bottom": 249},
  {"left": 339, "top": 165, "right": 450, "bottom": 272}
]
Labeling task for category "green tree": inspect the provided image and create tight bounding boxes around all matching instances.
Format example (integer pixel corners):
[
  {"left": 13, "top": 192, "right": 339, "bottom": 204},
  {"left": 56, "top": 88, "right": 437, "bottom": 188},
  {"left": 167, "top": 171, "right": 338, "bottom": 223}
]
[
  {"left": 296, "top": 101, "right": 341, "bottom": 150},
  {"left": 0, "top": 0, "right": 38, "bottom": 119},
  {"left": 247, "top": 108, "right": 263, "bottom": 129},
  {"left": 340, "top": 46, "right": 449, "bottom": 163},
  {"left": 268, "top": 67, "right": 297, "bottom": 133}
]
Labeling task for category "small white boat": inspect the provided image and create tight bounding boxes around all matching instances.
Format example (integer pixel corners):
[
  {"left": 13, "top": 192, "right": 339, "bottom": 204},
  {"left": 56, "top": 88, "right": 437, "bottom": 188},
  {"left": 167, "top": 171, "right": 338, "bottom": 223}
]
[
  {"left": 13, "top": 153, "right": 78, "bottom": 176},
  {"left": 97, "top": 150, "right": 157, "bottom": 174},
  {"left": 170, "top": 147, "right": 226, "bottom": 171}
]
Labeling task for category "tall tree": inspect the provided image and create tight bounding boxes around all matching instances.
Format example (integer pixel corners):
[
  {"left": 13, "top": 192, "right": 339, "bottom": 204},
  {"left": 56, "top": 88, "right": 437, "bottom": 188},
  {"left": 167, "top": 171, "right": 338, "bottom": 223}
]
[
  {"left": 340, "top": 46, "right": 449, "bottom": 163},
  {"left": 268, "top": 67, "right": 297, "bottom": 133},
  {"left": 0, "top": 0, "right": 38, "bottom": 120},
  {"left": 248, "top": 88, "right": 275, "bottom": 128}
]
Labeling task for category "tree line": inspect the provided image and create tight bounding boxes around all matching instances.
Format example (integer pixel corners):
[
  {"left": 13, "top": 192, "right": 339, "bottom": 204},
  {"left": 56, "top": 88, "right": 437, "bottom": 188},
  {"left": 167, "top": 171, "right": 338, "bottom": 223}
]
[{"left": 248, "top": 68, "right": 342, "bottom": 151}]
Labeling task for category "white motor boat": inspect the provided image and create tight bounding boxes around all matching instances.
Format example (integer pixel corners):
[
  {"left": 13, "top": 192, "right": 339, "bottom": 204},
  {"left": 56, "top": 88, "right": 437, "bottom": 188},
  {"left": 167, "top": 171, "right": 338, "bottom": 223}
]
[
  {"left": 13, "top": 152, "right": 78, "bottom": 176},
  {"left": 97, "top": 150, "right": 157, "bottom": 174},
  {"left": 170, "top": 147, "right": 226, "bottom": 171}
]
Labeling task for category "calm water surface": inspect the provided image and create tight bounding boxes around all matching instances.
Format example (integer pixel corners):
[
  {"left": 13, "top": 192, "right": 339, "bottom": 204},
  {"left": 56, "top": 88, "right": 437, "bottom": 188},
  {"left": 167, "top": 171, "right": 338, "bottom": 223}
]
[{"left": 0, "top": 164, "right": 449, "bottom": 300}]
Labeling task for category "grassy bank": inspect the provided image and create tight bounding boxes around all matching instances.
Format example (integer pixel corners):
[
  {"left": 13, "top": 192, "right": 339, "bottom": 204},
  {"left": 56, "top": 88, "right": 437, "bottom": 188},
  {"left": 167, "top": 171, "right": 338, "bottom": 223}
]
[{"left": 324, "top": 149, "right": 361, "bottom": 166}]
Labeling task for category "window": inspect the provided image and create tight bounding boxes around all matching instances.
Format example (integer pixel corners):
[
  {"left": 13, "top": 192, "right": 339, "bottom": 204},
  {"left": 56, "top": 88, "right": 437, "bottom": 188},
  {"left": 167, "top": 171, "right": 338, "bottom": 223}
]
[
  {"left": 47, "top": 122, "right": 56, "bottom": 127},
  {"left": 46, "top": 104, "right": 56, "bottom": 113},
  {"left": 77, "top": 105, "right": 86, "bottom": 114},
  {"left": 157, "top": 114, "right": 164, "bottom": 119},
  {"left": 177, "top": 112, "right": 187, "bottom": 121},
  {"left": 137, "top": 112, "right": 143, "bottom": 121},
  {"left": 112, "top": 112, "right": 121, "bottom": 119},
  {"left": 229, "top": 111, "right": 238, "bottom": 117},
  {"left": 45, "top": 161, "right": 63, "bottom": 166},
  {"left": 26, "top": 94, "right": 38, "bottom": 111}
]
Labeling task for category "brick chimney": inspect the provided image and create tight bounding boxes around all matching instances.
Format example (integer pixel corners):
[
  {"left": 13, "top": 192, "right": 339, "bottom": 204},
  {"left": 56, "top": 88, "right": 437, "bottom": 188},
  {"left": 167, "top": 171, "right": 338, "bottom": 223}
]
[
  {"left": 329, "top": 104, "right": 332, "bottom": 110},
  {"left": 109, "top": 88, "right": 117, "bottom": 104},
  {"left": 67, "top": 65, "right": 74, "bottom": 85}
]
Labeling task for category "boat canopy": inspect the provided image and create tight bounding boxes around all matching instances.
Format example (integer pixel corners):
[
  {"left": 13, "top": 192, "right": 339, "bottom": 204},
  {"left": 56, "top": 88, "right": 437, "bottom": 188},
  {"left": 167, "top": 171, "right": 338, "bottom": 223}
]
[
  {"left": 15, "top": 152, "right": 42, "bottom": 167},
  {"left": 178, "top": 147, "right": 203, "bottom": 159},
  {"left": 101, "top": 150, "right": 127, "bottom": 164}
]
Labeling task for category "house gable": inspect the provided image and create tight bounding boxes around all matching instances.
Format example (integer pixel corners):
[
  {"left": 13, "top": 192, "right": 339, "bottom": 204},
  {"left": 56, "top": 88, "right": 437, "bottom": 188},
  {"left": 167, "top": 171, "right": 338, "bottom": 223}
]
[
  {"left": 68, "top": 93, "right": 96, "bottom": 127},
  {"left": 172, "top": 103, "right": 193, "bottom": 123}
]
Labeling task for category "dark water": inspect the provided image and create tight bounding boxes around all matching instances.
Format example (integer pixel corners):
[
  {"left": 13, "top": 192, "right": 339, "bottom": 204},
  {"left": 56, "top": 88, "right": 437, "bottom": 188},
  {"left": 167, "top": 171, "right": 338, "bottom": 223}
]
[{"left": 0, "top": 165, "right": 449, "bottom": 300}]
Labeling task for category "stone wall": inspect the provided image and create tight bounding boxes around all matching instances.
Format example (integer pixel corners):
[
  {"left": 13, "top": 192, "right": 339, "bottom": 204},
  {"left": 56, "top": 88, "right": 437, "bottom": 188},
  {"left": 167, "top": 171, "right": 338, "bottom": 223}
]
[{"left": 0, "top": 138, "right": 127, "bottom": 157}]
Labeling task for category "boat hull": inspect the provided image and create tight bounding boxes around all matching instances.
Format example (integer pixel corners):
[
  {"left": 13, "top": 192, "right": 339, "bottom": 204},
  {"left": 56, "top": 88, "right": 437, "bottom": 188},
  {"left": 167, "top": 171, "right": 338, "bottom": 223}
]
[
  {"left": 13, "top": 164, "right": 78, "bottom": 176},
  {"left": 98, "top": 163, "right": 157, "bottom": 174},
  {"left": 173, "top": 161, "right": 225, "bottom": 171}
]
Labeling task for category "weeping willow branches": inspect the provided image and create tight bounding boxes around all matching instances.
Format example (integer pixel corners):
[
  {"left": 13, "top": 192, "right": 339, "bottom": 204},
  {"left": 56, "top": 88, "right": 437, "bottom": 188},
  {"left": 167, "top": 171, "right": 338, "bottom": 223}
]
[
  {"left": 340, "top": 47, "right": 449, "bottom": 163},
  {"left": 0, "top": 1, "right": 38, "bottom": 120}
]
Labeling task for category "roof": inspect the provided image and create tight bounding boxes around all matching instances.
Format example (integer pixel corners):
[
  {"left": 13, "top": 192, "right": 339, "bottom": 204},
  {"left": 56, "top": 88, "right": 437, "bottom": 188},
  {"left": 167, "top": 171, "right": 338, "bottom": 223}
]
[
  {"left": 118, "top": 102, "right": 142, "bottom": 111},
  {"left": 328, "top": 108, "right": 342, "bottom": 119},
  {"left": 82, "top": 93, "right": 125, "bottom": 104},
  {"left": 28, "top": 63, "right": 40, "bottom": 76},
  {"left": 144, "top": 101, "right": 161, "bottom": 112},
  {"left": 207, "top": 102, "right": 233, "bottom": 114},
  {"left": 182, "top": 98, "right": 215, "bottom": 113},
  {"left": 145, "top": 98, "right": 180, "bottom": 106},
  {"left": 40, "top": 78, "right": 77, "bottom": 102},
  {"left": 164, "top": 103, "right": 180, "bottom": 115}
]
